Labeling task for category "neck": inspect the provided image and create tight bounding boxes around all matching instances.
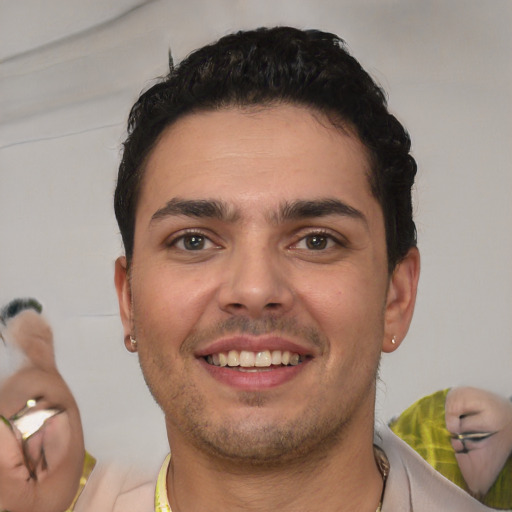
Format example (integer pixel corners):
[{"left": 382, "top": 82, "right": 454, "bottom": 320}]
[{"left": 166, "top": 420, "right": 383, "bottom": 512}]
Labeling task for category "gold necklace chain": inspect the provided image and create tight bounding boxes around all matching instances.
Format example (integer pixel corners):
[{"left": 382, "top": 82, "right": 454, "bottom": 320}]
[
  {"left": 374, "top": 444, "right": 390, "bottom": 512},
  {"left": 156, "top": 448, "right": 390, "bottom": 512}
]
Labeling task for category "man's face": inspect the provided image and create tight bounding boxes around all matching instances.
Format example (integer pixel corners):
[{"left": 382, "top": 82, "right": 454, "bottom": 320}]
[{"left": 116, "top": 105, "right": 416, "bottom": 463}]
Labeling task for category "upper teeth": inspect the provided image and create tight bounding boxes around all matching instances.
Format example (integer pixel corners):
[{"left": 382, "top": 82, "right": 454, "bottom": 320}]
[{"left": 206, "top": 350, "right": 302, "bottom": 368}]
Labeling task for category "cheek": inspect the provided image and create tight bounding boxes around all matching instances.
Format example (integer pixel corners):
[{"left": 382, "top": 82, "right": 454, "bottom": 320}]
[
  {"left": 131, "top": 264, "right": 218, "bottom": 345},
  {"left": 296, "top": 267, "right": 386, "bottom": 331},
  {"left": 295, "top": 268, "right": 386, "bottom": 370}
]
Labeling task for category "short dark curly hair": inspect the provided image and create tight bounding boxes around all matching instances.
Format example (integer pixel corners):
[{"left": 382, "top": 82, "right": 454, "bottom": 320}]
[{"left": 115, "top": 26, "right": 417, "bottom": 271}]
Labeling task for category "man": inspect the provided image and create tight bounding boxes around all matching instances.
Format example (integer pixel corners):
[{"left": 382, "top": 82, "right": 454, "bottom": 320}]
[
  {"left": 1, "top": 26, "right": 497, "bottom": 512},
  {"left": 111, "top": 27, "right": 493, "bottom": 511}
]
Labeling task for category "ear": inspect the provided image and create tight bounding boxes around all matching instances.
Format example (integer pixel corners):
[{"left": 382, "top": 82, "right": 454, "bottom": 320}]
[
  {"left": 382, "top": 247, "right": 420, "bottom": 353},
  {"left": 114, "top": 256, "right": 135, "bottom": 352}
]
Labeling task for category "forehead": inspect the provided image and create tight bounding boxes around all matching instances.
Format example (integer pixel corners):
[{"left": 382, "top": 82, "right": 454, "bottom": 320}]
[{"left": 138, "top": 105, "right": 379, "bottom": 222}]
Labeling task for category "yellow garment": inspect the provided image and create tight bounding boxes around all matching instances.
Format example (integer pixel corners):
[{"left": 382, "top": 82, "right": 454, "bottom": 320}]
[{"left": 389, "top": 389, "right": 512, "bottom": 510}]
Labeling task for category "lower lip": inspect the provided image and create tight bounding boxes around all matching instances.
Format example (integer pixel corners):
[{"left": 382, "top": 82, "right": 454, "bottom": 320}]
[{"left": 199, "top": 358, "right": 309, "bottom": 390}]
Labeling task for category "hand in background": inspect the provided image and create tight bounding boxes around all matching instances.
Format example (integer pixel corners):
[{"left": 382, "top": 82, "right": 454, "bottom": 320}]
[
  {"left": 446, "top": 386, "right": 512, "bottom": 499},
  {"left": 0, "top": 300, "right": 85, "bottom": 512}
]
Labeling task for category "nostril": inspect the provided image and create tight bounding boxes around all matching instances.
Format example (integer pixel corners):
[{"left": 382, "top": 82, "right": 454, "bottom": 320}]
[{"left": 225, "top": 302, "right": 281, "bottom": 313}]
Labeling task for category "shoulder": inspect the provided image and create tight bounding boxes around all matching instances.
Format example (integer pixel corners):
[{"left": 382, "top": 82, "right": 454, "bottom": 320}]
[{"left": 376, "top": 425, "right": 499, "bottom": 512}]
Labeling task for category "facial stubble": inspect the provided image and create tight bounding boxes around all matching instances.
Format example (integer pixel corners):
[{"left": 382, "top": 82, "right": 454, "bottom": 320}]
[{"left": 136, "top": 315, "right": 381, "bottom": 469}]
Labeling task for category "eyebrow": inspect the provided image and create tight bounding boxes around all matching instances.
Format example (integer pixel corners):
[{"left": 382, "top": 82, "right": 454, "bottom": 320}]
[
  {"left": 150, "top": 197, "right": 366, "bottom": 225},
  {"left": 151, "top": 198, "right": 238, "bottom": 223},
  {"left": 277, "top": 199, "right": 366, "bottom": 224}
]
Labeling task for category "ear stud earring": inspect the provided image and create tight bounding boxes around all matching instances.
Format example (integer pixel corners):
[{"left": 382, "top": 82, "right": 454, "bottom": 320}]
[
  {"left": 129, "top": 336, "right": 138, "bottom": 350},
  {"left": 391, "top": 336, "right": 397, "bottom": 345}
]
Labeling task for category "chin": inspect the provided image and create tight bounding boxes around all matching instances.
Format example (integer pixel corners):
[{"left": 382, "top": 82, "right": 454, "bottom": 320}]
[{"left": 185, "top": 404, "right": 349, "bottom": 467}]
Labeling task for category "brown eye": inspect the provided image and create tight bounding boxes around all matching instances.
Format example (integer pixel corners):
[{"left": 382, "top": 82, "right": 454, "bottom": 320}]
[
  {"left": 182, "top": 235, "right": 206, "bottom": 250},
  {"left": 305, "top": 235, "right": 329, "bottom": 250},
  {"left": 172, "top": 233, "right": 217, "bottom": 251},
  {"left": 292, "top": 232, "right": 339, "bottom": 252}
]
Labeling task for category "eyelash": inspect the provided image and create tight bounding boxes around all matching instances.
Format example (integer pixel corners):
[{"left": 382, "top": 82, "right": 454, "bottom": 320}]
[
  {"left": 165, "top": 228, "right": 347, "bottom": 253},
  {"left": 290, "top": 229, "right": 346, "bottom": 251},
  {"left": 166, "top": 229, "right": 219, "bottom": 251}
]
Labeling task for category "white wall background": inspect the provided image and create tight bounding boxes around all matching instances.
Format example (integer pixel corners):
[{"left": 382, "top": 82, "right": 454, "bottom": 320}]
[{"left": 1, "top": 0, "right": 511, "bottom": 469}]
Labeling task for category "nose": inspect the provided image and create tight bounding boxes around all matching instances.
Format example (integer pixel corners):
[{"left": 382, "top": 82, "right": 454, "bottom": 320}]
[{"left": 217, "top": 243, "right": 294, "bottom": 318}]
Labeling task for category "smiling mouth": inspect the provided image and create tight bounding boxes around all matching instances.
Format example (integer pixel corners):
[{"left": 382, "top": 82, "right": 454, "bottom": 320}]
[{"left": 204, "top": 349, "right": 308, "bottom": 370}]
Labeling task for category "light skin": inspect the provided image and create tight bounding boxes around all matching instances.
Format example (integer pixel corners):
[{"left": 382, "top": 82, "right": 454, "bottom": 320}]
[
  {"left": 0, "top": 311, "right": 84, "bottom": 512},
  {"left": 446, "top": 386, "right": 512, "bottom": 498},
  {"left": 115, "top": 104, "right": 420, "bottom": 511}
]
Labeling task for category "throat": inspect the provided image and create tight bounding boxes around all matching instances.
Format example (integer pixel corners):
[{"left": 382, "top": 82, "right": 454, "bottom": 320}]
[{"left": 164, "top": 443, "right": 388, "bottom": 512}]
